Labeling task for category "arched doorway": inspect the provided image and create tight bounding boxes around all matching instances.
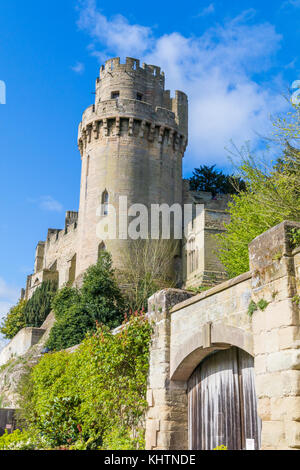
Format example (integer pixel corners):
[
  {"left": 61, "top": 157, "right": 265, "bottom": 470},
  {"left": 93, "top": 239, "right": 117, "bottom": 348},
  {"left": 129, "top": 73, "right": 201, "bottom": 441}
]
[{"left": 188, "top": 347, "right": 261, "bottom": 450}]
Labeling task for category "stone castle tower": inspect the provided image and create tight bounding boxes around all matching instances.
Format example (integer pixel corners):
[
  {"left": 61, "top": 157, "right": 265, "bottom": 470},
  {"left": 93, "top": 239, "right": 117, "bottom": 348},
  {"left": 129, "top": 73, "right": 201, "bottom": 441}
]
[
  {"left": 76, "top": 57, "right": 188, "bottom": 276},
  {"left": 25, "top": 57, "right": 194, "bottom": 298}
]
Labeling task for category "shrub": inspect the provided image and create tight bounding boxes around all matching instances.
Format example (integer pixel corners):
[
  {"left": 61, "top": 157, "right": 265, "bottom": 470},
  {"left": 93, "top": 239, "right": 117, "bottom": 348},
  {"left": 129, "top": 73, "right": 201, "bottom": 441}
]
[
  {"left": 18, "top": 314, "right": 152, "bottom": 450},
  {"left": 51, "top": 287, "right": 81, "bottom": 320},
  {"left": 24, "top": 280, "right": 57, "bottom": 328},
  {"left": 47, "top": 252, "right": 125, "bottom": 351},
  {"left": 80, "top": 252, "right": 125, "bottom": 328},
  {"left": 0, "top": 299, "right": 27, "bottom": 339},
  {"left": 0, "top": 429, "right": 48, "bottom": 450},
  {"left": 46, "top": 305, "right": 95, "bottom": 351}
]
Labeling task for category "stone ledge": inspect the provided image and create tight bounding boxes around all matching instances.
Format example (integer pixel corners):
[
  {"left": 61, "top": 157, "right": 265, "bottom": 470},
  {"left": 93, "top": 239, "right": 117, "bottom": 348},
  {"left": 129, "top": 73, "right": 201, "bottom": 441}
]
[{"left": 170, "top": 271, "right": 251, "bottom": 313}]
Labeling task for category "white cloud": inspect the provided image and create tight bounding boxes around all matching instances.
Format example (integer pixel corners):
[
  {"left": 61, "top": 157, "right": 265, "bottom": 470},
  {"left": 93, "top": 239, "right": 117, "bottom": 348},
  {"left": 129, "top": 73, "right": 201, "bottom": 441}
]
[
  {"left": 71, "top": 62, "right": 85, "bottom": 74},
  {"left": 77, "top": 0, "right": 152, "bottom": 61},
  {"left": 196, "top": 3, "right": 215, "bottom": 17},
  {"left": 28, "top": 196, "right": 63, "bottom": 213},
  {"left": 77, "top": 2, "right": 287, "bottom": 170}
]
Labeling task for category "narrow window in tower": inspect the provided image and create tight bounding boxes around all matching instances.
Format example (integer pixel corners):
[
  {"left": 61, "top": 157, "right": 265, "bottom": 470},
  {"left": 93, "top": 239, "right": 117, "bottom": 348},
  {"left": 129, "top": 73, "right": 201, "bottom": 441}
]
[
  {"left": 137, "top": 93, "right": 143, "bottom": 101},
  {"left": 101, "top": 190, "right": 109, "bottom": 216},
  {"left": 111, "top": 91, "right": 119, "bottom": 100}
]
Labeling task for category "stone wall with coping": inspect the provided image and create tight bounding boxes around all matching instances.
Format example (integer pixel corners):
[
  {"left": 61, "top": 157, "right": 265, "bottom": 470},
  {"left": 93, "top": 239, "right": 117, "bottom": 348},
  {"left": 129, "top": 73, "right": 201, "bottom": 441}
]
[
  {"left": 0, "top": 327, "right": 46, "bottom": 367},
  {"left": 146, "top": 221, "right": 300, "bottom": 450}
]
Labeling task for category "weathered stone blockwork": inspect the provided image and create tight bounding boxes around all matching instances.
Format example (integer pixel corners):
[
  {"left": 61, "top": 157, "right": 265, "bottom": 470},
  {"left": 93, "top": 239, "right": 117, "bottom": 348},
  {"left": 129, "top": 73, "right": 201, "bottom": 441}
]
[
  {"left": 146, "top": 221, "right": 300, "bottom": 450},
  {"left": 22, "top": 56, "right": 230, "bottom": 301}
]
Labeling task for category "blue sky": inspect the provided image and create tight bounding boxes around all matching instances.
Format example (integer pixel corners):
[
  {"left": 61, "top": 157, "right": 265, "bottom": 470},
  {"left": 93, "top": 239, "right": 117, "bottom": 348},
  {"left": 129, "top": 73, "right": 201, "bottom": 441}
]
[{"left": 0, "top": 0, "right": 299, "bottom": 335}]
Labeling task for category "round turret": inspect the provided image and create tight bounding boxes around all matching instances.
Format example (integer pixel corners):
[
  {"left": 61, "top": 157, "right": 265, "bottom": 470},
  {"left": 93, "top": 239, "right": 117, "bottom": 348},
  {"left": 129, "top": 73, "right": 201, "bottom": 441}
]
[{"left": 76, "top": 57, "right": 188, "bottom": 276}]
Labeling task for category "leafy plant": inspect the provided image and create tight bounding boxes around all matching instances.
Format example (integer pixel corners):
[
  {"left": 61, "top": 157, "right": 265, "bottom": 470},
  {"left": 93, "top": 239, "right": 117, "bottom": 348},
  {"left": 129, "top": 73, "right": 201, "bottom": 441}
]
[
  {"left": 0, "top": 299, "right": 27, "bottom": 339},
  {"left": 0, "top": 429, "right": 49, "bottom": 450},
  {"left": 257, "top": 299, "right": 269, "bottom": 311},
  {"left": 46, "top": 252, "right": 125, "bottom": 351},
  {"left": 216, "top": 105, "right": 300, "bottom": 278},
  {"left": 18, "top": 314, "right": 152, "bottom": 450},
  {"left": 248, "top": 300, "right": 258, "bottom": 317},
  {"left": 24, "top": 281, "right": 57, "bottom": 328},
  {"left": 289, "top": 228, "right": 300, "bottom": 249}
]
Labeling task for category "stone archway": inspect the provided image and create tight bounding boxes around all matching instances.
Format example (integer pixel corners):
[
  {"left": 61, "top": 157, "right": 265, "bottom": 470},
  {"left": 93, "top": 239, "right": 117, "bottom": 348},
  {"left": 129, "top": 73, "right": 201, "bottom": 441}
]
[
  {"left": 187, "top": 346, "right": 261, "bottom": 450},
  {"left": 170, "top": 322, "right": 254, "bottom": 381},
  {"left": 168, "top": 323, "right": 259, "bottom": 450}
]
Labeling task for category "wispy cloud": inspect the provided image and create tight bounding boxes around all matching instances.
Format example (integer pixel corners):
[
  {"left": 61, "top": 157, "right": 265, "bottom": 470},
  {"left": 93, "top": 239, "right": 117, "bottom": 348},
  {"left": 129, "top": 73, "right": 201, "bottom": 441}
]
[
  {"left": 77, "top": 0, "right": 152, "bottom": 61},
  {"left": 77, "top": 1, "right": 287, "bottom": 170},
  {"left": 71, "top": 62, "right": 85, "bottom": 74},
  {"left": 28, "top": 196, "right": 63, "bottom": 213},
  {"left": 281, "top": 0, "right": 300, "bottom": 9},
  {"left": 196, "top": 3, "right": 215, "bottom": 17}
]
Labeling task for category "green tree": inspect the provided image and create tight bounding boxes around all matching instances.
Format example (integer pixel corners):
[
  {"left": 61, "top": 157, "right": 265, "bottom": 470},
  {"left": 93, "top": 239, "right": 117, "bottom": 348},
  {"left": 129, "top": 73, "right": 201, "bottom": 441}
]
[
  {"left": 216, "top": 105, "right": 300, "bottom": 278},
  {"left": 0, "top": 300, "right": 27, "bottom": 340},
  {"left": 46, "top": 252, "right": 125, "bottom": 351},
  {"left": 80, "top": 251, "right": 125, "bottom": 328},
  {"left": 24, "top": 281, "right": 57, "bottom": 328},
  {"left": 189, "top": 165, "right": 245, "bottom": 196}
]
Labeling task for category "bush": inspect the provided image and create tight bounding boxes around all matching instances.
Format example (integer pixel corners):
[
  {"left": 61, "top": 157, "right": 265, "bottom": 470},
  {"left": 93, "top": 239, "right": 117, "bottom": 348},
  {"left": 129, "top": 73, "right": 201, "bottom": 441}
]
[
  {"left": 80, "top": 252, "right": 125, "bottom": 328},
  {"left": 24, "top": 281, "right": 57, "bottom": 328},
  {"left": 51, "top": 287, "right": 81, "bottom": 320},
  {"left": 46, "top": 305, "right": 95, "bottom": 351},
  {"left": 18, "top": 314, "right": 152, "bottom": 450},
  {"left": 47, "top": 252, "right": 125, "bottom": 351},
  {"left": 0, "top": 300, "right": 27, "bottom": 340},
  {"left": 216, "top": 105, "right": 300, "bottom": 278},
  {"left": 0, "top": 429, "right": 48, "bottom": 450}
]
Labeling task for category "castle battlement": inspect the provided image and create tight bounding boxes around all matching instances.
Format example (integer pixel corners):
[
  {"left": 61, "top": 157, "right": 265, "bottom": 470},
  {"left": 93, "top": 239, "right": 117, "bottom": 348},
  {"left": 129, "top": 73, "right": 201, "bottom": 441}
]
[
  {"left": 78, "top": 111, "right": 188, "bottom": 157},
  {"left": 99, "top": 57, "right": 165, "bottom": 82}
]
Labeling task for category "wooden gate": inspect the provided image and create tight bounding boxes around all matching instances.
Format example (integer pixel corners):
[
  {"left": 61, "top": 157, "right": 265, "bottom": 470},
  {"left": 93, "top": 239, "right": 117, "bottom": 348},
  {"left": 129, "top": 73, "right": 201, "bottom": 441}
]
[{"left": 188, "top": 347, "right": 261, "bottom": 450}]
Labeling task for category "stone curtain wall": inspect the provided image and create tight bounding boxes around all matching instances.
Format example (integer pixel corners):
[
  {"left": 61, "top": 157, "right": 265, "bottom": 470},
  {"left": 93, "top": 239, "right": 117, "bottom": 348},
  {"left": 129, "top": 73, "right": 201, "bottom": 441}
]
[
  {"left": 249, "top": 221, "right": 300, "bottom": 450},
  {"left": 146, "top": 221, "right": 300, "bottom": 450},
  {"left": 0, "top": 327, "right": 46, "bottom": 367}
]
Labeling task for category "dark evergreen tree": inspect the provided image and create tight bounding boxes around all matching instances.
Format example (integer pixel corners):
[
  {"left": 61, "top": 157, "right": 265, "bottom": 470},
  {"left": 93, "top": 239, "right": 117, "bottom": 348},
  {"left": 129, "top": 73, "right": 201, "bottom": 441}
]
[
  {"left": 24, "top": 281, "right": 57, "bottom": 328},
  {"left": 189, "top": 165, "right": 245, "bottom": 196}
]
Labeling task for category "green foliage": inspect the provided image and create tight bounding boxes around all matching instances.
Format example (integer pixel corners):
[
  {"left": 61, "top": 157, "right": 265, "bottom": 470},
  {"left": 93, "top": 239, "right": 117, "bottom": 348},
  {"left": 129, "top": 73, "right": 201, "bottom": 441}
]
[
  {"left": 292, "top": 294, "right": 300, "bottom": 306},
  {"left": 248, "top": 300, "right": 258, "bottom": 317},
  {"left": 248, "top": 299, "right": 269, "bottom": 317},
  {"left": 189, "top": 165, "right": 245, "bottom": 196},
  {"left": 216, "top": 132, "right": 300, "bottom": 278},
  {"left": 289, "top": 228, "right": 300, "bottom": 249},
  {"left": 47, "top": 252, "right": 125, "bottom": 351},
  {"left": 46, "top": 305, "right": 95, "bottom": 351},
  {"left": 257, "top": 299, "right": 269, "bottom": 311},
  {"left": 80, "top": 252, "right": 125, "bottom": 327},
  {"left": 18, "top": 314, "right": 152, "bottom": 450},
  {"left": 51, "top": 287, "right": 81, "bottom": 320},
  {"left": 0, "top": 429, "right": 49, "bottom": 450},
  {"left": 188, "top": 286, "right": 211, "bottom": 294},
  {"left": 24, "top": 281, "right": 57, "bottom": 328},
  {"left": 0, "top": 299, "right": 27, "bottom": 339}
]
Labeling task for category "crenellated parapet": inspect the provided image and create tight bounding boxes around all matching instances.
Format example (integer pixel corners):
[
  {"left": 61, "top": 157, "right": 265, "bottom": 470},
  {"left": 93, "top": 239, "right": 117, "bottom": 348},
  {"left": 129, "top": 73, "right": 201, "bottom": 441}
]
[
  {"left": 78, "top": 111, "right": 188, "bottom": 157},
  {"left": 78, "top": 57, "right": 188, "bottom": 158}
]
